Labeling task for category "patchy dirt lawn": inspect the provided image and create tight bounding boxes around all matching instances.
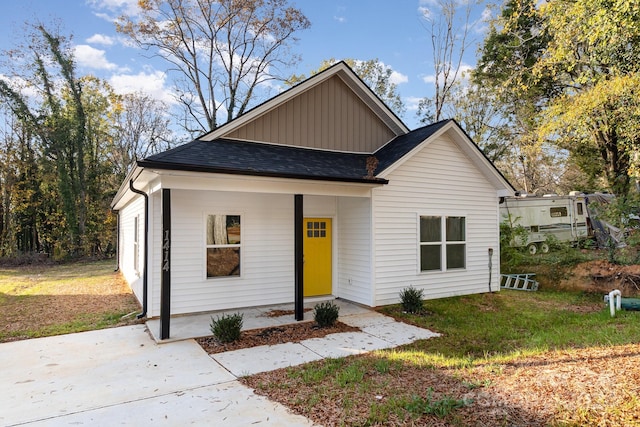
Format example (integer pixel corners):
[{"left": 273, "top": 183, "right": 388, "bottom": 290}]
[
  {"left": 0, "top": 259, "right": 142, "bottom": 342},
  {"left": 558, "top": 259, "right": 640, "bottom": 296},
  {"left": 241, "top": 343, "right": 640, "bottom": 426}
]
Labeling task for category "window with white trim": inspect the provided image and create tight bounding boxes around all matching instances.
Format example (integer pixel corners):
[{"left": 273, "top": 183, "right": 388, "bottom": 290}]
[
  {"left": 133, "top": 215, "right": 139, "bottom": 275},
  {"left": 206, "top": 214, "right": 241, "bottom": 278},
  {"left": 419, "top": 216, "right": 466, "bottom": 271}
]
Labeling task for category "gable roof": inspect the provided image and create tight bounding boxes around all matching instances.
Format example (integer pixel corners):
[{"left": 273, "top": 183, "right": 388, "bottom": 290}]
[
  {"left": 374, "top": 120, "right": 452, "bottom": 173},
  {"left": 375, "top": 119, "right": 515, "bottom": 192},
  {"left": 136, "top": 119, "right": 514, "bottom": 192},
  {"left": 200, "top": 61, "right": 409, "bottom": 143},
  {"left": 139, "top": 138, "right": 388, "bottom": 184},
  {"left": 111, "top": 64, "right": 514, "bottom": 210}
]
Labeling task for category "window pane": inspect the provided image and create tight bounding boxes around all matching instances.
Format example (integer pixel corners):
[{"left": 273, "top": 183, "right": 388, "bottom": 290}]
[
  {"left": 207, "top": 215, "right": 241, "bottom": 245},
  {"left": 226, "top": 215, "right": 241, "bottom": 244},
  {"left": 420, "top": 216, "right": 441, "bottom": 242},
  {"left": 420, "top": 245, "right": 441, "bottom": 271},
  {"left": 446, "top": 217, "right": 465, "bottom": 241},
  {"left": 207, "top": 248, "right": 240, "bottom": 277},
  {"left": 446, "top": 244, "right": 465, "bottom": 269},
  {"left": 550, "top": 207, "right": 567, "bottom": 217}
]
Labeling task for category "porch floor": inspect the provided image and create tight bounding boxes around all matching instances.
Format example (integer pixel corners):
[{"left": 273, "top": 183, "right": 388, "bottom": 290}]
[{"left": 146, "top": 297, "right": 370, "bottom": 343}]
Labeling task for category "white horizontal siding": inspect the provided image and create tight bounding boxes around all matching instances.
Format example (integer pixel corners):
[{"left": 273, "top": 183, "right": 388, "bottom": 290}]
[
  {"left": 118, "top": 196, "right": 145, "bottom": 306},
  {"left": 149, "top": 190, "right": 297, "bottom": 316},
  {"left": 337, "top": 197, "right": 372, "bottom": 305},
  {"left": 373, "top": 135, "right": 501, "bottom": 306}
]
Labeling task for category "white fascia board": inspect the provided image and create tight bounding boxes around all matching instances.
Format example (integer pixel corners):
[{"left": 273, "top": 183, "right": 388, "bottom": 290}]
[
  {"left": 150, "top": 169, "right": 380, "bottom": 198},
  {"left": 111, "top": 167, "right": 160, "bottom": 211},
  {"left": 378, "top": 121, "right": 514, "bottom": 193}
]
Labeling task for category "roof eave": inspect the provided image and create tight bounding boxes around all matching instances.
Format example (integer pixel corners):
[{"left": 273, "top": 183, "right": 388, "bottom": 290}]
[{"left": 137, "top": 160, "right": 389, "bottom": 185}]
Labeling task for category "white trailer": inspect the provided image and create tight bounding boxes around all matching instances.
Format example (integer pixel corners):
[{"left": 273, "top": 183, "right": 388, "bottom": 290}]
[{"left": 500, "top": 193, "right": 591, "bottom": 254}]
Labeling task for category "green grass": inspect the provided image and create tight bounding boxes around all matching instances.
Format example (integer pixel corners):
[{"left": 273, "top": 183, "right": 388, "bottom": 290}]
[
  {"left": 250, "top": 289, "right": 640, "bottom": 425},
  {"left": 381, "top": 290, "right": 639, "bottom": 359}
]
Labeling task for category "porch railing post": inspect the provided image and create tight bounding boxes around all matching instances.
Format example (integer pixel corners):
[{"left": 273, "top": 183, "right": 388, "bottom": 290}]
[{"left": 294, "top": 194, "right": 304, "bottom": 321}]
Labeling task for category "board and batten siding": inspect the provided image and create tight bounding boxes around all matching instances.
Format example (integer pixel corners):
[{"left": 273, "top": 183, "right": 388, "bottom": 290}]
[
  {"left": 118, "top": 196, "right": 145, "bottom": 306},
  {"left": 337, "top": 197, "right": 373, "bottom": 306},
  {"left": 372, "top": 134, "right": 501, "bottom": 306},
  {"left": 223, "top": 76, "right": 395, "bottom": 153}
]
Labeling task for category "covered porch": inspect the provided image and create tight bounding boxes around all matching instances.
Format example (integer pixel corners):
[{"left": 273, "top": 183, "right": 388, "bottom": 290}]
[{"left": 138, "top": 169, "right": 385, "bottom": 340}]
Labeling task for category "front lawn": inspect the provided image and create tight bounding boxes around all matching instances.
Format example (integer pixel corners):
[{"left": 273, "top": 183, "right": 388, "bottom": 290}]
[
  {"left": 243, "top": 290, "right": 640, "bottom": 426},
  {"left": 0, "top": 259, "right": 141, "bottom": 342}
]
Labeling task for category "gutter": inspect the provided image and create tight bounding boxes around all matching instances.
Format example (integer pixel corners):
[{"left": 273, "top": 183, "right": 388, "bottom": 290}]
[{"left": 129, "top": 179, "right": 149, "bottom": 319}]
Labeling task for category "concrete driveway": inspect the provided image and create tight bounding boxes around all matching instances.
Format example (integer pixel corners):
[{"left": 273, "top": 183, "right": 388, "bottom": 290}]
[{"left": 0, "top": 325, "right": 315, "bottom": 426}]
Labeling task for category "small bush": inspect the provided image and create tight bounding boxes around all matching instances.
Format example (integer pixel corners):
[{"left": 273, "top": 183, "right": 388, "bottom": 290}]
[
  {"left": 314, "top": 301, "right": 339, "bottom": 327},
  {"left": 210, "top": 312, "right": 243, "bottom": 343},
  {"left": 400, "top": 286, "right": 424, "bottom": 314}
]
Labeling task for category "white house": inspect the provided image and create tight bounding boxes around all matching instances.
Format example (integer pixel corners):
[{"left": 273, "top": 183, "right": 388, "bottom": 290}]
[{"left": 111, "top": 62, "right": 515, "bottom": 339}]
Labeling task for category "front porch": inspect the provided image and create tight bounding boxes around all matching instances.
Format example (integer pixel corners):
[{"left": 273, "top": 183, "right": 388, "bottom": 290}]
[{"left": 146, "top": 298, "right": 370, "bottom": 343}]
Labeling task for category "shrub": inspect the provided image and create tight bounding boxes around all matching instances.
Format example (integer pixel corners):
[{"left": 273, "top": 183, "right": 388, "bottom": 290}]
[
  {"left": 314, "top": 301, "right": 339, "bottom": 327},
  {"left": 210, "top": 312, "right": 243, "bottom": 343},
  {"left": 499, "top": 221, "right": 529, "bottom": 272},
  {"left": 400, "top": 286, "right": 424, "bottom": 314}
]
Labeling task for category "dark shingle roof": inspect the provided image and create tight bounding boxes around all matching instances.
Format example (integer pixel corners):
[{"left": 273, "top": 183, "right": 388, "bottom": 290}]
[
  {"left": 139, "top": 138, "right": 388, "bottom": 184},
  {"left": 374, "top": 120, "right": 452, "bottom": 173},
  {"left": 138, "top": 120, "right": 458, "bottom": 184}
]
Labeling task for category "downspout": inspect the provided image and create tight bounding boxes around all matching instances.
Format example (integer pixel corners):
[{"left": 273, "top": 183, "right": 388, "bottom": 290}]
[
  {"left": 129, "top": 179, "right": 149, "bottom": 319},
  {"left": 114, "top": 210, "right": 120, "bottom": 272}
]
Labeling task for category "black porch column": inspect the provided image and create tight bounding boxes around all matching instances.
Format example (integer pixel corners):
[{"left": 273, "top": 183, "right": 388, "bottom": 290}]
[
  {"left": 294, "top": 194, "right": 304, "bottom": 321},
  {"left": 160, "top": 188, "right": 171, "bottom": 340}
]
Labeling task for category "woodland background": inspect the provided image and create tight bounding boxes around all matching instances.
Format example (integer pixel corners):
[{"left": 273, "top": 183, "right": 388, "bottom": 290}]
[{"left": 1, "top": 0, "right": 639, "bottom": 259}]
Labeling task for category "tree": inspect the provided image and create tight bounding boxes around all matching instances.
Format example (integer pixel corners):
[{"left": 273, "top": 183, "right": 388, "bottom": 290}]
[
  {"left": 445, "top": 79, "right": 511, "bottom": 163},
  {"left": 532, "top": 0, "right": 640, "bottom": 197},
  {"left": 475, "top": 0, "right": 640, "bottom": 196},
  {"left": 110, "top": 92, "right": 172, "bottom": 179},
  {"left": 287, "top": 58, "right": 406, "bottom": 117},
  {"left": 472, "top": 0, "right": 554, "bottom": 194},
  {"left": 418, "top": 0, "right": 474, "bottom": 122},
  {"left": 0, "top": 25, "right": 118, "bottom": 256},
  {"left": 116, "top": 0, "right": 310, "bottom": 135}
]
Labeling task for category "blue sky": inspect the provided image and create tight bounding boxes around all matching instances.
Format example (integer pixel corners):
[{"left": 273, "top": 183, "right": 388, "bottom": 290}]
[{"left": 0, "top": 0, "right": 492, "bottom": 130}]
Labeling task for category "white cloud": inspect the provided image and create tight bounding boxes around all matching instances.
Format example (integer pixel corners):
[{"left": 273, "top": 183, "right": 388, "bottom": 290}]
[
  {"left": 390, "top": 70, "right": 408, "bottom": 85},
  {"left": 109, "top": 70, "right": 175, "bottom": 104},
  {"left": 422, "top": 74, "right": 436, "bottom": 84},
  {"left": 0, "top": 74, "right": 43, "bottom": 102},
  {"left": 88, "top": 0, "right": 141, "bottom": 21},
  {"left": 86, "top": 34, "right": 115, "bottom": 46},
  {"left": 421, "top": 63, "right": 474, "bottom": 85},
  {"left": 405, "top": 96, "right": 424, "bottom": 112},
  {"left": 333, "top": 16, "right": 347, "bottom": 23},
  {"left": 418, "top": 0, "right": 439, "bottom": 19},
  {"left": 73, "top": 45, "right": 118, "bottom": 70}
]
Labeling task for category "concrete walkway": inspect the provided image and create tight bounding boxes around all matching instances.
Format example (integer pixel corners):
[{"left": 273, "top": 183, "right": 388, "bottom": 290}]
[{"left": 0, "top": 303, "right": 439, "bottom": 426}]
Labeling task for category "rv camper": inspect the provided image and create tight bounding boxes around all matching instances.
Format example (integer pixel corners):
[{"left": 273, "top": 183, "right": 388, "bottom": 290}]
[{"left": 500, "top": 193, "right": 591, "bottom": 254}]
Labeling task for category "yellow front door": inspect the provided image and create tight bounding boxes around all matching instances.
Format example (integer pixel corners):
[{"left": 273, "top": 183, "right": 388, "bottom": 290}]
[{"left": 303, "top": 218, "right": 332, "bottom": 296}]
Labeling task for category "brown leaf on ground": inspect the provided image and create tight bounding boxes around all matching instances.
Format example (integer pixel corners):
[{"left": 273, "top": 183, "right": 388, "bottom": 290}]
[
  {"left": 241, "top": 343, "right": 640, "bottom": 426},
  {"left": 0, "top": 261, "right": 142, "bottom": 342}
]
